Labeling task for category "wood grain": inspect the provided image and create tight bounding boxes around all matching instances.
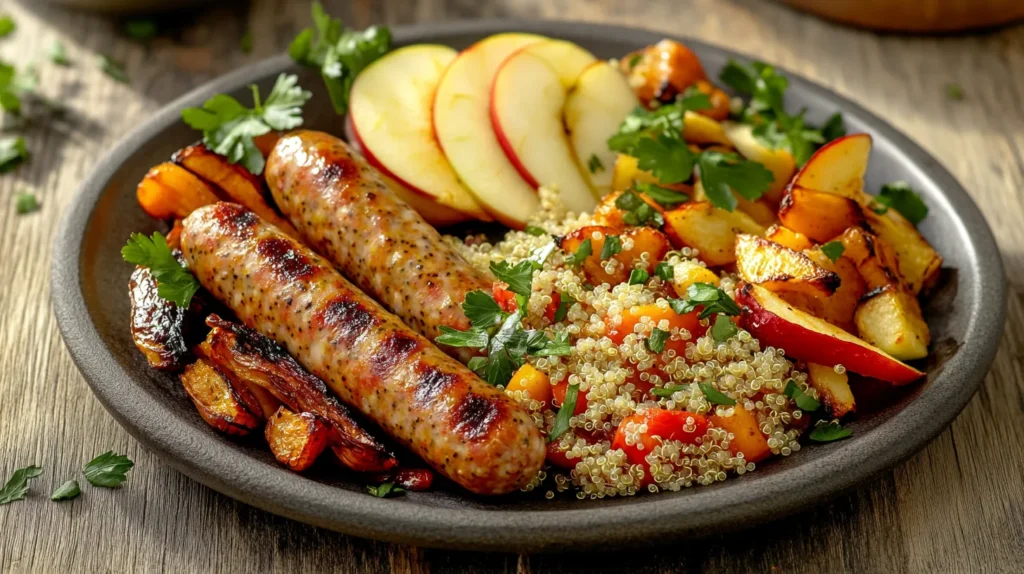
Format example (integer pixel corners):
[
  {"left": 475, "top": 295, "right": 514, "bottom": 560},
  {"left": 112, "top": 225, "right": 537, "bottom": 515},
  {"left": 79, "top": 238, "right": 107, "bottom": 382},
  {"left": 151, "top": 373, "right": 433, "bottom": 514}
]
[{"left": 1, "top": 0, "right": 1023, "bottom": 572}]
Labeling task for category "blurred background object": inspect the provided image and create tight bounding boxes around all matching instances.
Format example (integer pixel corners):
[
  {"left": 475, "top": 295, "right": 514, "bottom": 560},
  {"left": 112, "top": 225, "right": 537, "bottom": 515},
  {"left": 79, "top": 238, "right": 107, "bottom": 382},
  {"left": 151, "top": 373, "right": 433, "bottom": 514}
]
[
  {"left": 42, "top": 0, "right": 213, "bottom": 13},
  {"left": 784, "top": 0, "right": 1024, "bottom": 32}
]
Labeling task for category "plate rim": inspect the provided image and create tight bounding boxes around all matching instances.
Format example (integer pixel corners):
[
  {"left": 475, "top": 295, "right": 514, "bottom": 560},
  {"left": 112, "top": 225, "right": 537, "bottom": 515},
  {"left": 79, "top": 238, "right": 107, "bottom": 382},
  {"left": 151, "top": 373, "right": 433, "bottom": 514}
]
[{"left": 51, "top": 18, "right": 1007, "bottom": 551}]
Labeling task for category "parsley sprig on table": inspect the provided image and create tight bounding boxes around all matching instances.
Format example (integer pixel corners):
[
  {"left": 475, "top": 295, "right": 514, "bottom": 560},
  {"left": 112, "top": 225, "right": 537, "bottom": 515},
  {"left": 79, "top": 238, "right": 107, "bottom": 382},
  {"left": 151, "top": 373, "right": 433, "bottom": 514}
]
[
  {"left": 289, "top": 1, "right": 391, "bottom": 115},
  {"left": 0, "top": 464, "right": 42, "bottom": 505},
  {"left": 83, "top": 451, "right": 134, "bottom": 488},
  {"left": 121, "top": 231, "right": 201, "bottom": 307},
  {"left": 181, "top": 73, "right": 311, "bottom": 175},
  {"left": 436, "top": 247, "right": 571, "bottom": 387}
]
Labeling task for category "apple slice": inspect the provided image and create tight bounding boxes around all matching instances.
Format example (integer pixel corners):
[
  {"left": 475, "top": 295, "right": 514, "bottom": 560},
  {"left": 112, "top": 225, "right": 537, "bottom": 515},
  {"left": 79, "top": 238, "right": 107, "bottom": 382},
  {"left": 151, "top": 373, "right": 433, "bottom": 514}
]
[
  {"left": 344, "top": 115, "right": 470, "bottom": 227},
  {"left": 564, "top": 61, "right": 640, "bottom": 195},
  {"left": 790, "top": 133, "right": 872, "bottom": 202},
  {"left": 721, "top": 121, "right": 796, "bottom": 204},
  {"left": 736, "top": 282, "right": 924, "bottom": 385},
  {"left": 433, "top": 33, "right": 546, "bottom": 229},
  {"left": 491, "top": 48, "right": 598, "bottom": 214},
  {"left": 515, "top": 39, "right": 597, "bottom": 88},
  {"left": 349, "top": 44, "right": 489, "bottom": 221}
]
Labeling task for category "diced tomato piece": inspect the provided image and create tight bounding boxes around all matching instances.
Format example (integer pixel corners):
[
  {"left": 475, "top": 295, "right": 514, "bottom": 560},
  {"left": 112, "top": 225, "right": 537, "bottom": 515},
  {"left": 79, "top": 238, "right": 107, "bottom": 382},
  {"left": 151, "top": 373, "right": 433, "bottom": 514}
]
[
  {"left": 492, "top": 282, "right": 518, "bottom": 313},
  {"left": 612, "top": 410, "right": 709, "bottom": 471},
  {"left": 544, "top": 291, "right": 561, "bottom": 323},
  {"left": 551, "top": 378, "right": 588, "bottom": 415},
  {"left": 546, "top": 440, "right": 577, "bottom": 470}
]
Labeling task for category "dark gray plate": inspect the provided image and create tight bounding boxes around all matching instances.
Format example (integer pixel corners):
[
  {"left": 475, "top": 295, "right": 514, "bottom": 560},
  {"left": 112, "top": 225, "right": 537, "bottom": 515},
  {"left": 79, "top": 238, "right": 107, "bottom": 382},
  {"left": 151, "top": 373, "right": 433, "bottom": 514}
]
[{"left": 51, "top": 20, "right": 1006, "bottom": 552}]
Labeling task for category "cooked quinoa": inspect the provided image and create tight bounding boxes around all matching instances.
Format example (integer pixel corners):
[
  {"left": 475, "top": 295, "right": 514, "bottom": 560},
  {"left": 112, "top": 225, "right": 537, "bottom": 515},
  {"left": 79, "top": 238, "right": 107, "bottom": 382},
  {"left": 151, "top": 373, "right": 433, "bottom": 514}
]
[{"left": 446, "top": 188, "right": 817, "bottom": 499}]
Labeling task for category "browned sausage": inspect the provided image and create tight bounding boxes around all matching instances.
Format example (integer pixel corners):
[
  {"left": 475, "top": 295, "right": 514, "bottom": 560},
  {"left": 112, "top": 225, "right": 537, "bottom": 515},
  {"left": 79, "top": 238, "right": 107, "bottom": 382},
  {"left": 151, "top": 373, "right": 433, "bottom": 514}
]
[{"left": 180, "top": 202, "right": 544, "bottom": 495}]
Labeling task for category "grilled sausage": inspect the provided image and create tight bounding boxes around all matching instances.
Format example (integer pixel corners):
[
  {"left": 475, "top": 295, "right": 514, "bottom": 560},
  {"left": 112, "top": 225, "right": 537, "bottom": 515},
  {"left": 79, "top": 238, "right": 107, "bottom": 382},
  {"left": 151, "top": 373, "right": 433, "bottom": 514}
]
[
  {"left": 264, "top": 131, "right": 492, "bottom": 361},
  {"left": 180, "top": 202, "right": 545, "bottom": 495}
]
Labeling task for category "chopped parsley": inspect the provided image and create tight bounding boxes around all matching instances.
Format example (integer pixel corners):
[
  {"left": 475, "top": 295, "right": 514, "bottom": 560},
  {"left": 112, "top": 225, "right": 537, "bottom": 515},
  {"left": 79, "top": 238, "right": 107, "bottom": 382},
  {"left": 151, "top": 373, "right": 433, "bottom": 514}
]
[
  {"left": 607, "top": 92, "right": 710, "bottom": 155},
  {"left": 552, "top": 293, "right": 576, "bottom": 322},
  {"left": 435, "top": 326, "right": 489, "bottom": 348},
  {"left": 548, "top": 383, "right": 578, "bottom": 442},
  {"left": 49, "top": 41, "right": 70, "bottom": 66},
  {"left": 634, "top": 181, "right": 689, "bottom": 208},
  {"left": 181, "top": 73, "right": 311, "bottom": 175},
  {"left": 698, "top": 382, "right": 736, "bottom": 406},
  {"left": 366, "top": 482, "right": 404, "bottom": 497},
  {"left": 99, "top": 55, "right": 129, "bottom": 84},
  {"left": 628, "top": 268, "right": 649, "bottom": 285},
  {"left": 945, "top": 83, "right": 964, "bottom": 101},
  {"left": 808, "top": 420, "right": 852, "bottom": 442},
  {"left": 627, "top": 53, "right": 642, "bottom": 69},
  {"left": 0, "top": 135, "right": 28, "bottom": 172},
  {"left": 240, "top": 30, "right": 253, "bottom": 53},
  {"left": 651, "top": 384, "right": 686, "bottom": 398},
  {"left": 600, "top": 234, "right": 622, "bottom": 260},
  {"left": 83, "top": 451, "right": 134, "bottom": 488},
  {"left": 873, "top": 181, "right": 928, "bottom": 225},
  {"left": 288, "top": 1, "right": 391, "bottom": 115},
  {"left": 697, "top": 151, "right": 774, "bottom": 211},
  {"left": 821, "top": 241, "right": 845, "bottom": 263},
  {"left": 15, "top": 191, "right": 39, "bottom": 214},
  {"left": 121, "top": 231, "right": 201, "bottom": 307},
  {"left": 710, "top": 314, "right": 737, "bottom": 343},
  {"left": 50, "top": 480, "right": 81, "bottom": 501},
  {"left": 490, "top": 260, "right": 535, "bottom": 296},
  {"left": 669, "top": 282, "right": 740, "bottom": 320},
  {"left": 647, "top": 327, "right": 669, "bottom": 353},
  {"left": 461, "top": 290, "right": 505, "bottom": 328},
  {"left": 565, "top": 238, "right": 593, "bottom": 267},
  {"left": 524, "top": 224, "right": 547, "bottom": 237},
  {"left": 784, "top": 380, "right": 821, "bottom": 412},
  {"left": 0, "top": 464, "right": 42, "bottom": 505},
  {"left": 587, "top": 153, "right": 604, "bottom": 173},
  {"left": 655, "top": 262, "right": 674, "bottom": 281},
  {"left": 615, "top": 189, "right": 664, "bottom": 227},
  {"left": 0, "top": 61, "right": 35, "bottom": 115},
  {"left": 0, "top": 15, "right": 14, "bottom": 37}
]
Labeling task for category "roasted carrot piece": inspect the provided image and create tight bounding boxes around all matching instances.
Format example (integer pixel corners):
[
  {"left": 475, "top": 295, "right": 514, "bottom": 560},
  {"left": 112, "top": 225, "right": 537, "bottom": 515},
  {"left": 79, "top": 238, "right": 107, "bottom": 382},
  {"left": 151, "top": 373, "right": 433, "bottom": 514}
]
[
  {"left": 613, "top": 409, "right": 710, "bottom": 483},
  {"left": 709, "top": 405, "right": 771, "bottom": 463},
  {"left": 136, "top": 162, "right": 221, "bottom": 220}
]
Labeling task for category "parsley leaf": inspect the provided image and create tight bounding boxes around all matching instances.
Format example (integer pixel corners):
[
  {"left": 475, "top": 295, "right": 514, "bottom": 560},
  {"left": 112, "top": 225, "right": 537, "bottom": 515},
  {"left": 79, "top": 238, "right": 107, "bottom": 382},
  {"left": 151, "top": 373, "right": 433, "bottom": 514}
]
[
  {"left": 710, "top": 314, "right": 738, "bottom": 343},
  {"left": 634, "top": 181, "right": 689, "bottom": 208},
  {"left": 785, "top": 379, "right": 821, "bottom": 412},
  {"left": 531, "top": 331, "right": 572, "bottom": 357},
  {"left": 240, "top": 30, "right": 253, "bottom": 54},
  {"left": 670, "top": 282, "right": 741, "bottom": 320},
  {"left": 607, "top": 93, "right": 710, "bottom": 155},
  {"left": 615, "top": 190, "right": 664, "bottom": 228},
  {"left": 548, "top": 383, "right": 579, "bottom": 442},
  {"left": 490, "top": 260, "right": 534, "bottom": 297},
  {"left": 566, "top": 238, "right": 593, "bottom": 267},
  {"left": 15, "top": 191, "right": 39, "bottom": 214},
  {"left": 181, "top": 73, "right": 311, "bottom": 175},
  {"left": 655, "top": 262, "right": 674, "bottom": 281},
  {"left": 809, "top": 420, "right": 852, "bottom": 442},
  {"left": 633, "top": 134, "right": 695, "bottom": 184},
  {"left": 50, "top": 480, "right": 81, "bottom": 501},
  {"left": 435, "top": 326, "right": 488, "bottom": 349},
  {"left": 121, "top": 231, "right": 201, "bottom": 307},
  {"left": 945, "top": 83, "right": 965, "bottom": 101},
  {"left": 289, "top": 1, "right": 391, "bottom": 115},
  {"left": 0, "top": 135, "right": 27, "bottom": 172},
  {"left": 600, "top": 235, "right": 622, "bottom": 260},
  {"left": 647, "top": 327, "right": 669, "bottom": 353},
  {"left": 587, "top": 153, "right": 604, "bottom": 173},
  {"left": 821, "top": 112, "right": 845, "bottom": 142},
  {"left": 366, "top": 482, "right": 404, "bottom": 498},
  {"left": 83, "top": 451, "right": 134, "bottom": 488},
  {"left": 0, "top": 464, "right": 42, "bottom": 505},
  {"left": 552, "top": 293, "right": 575, "bottom": 323},
  {"left": 0, "top": 61, "right": 32, "bottom": 115},
  {"left": 462, "top": 290, "right": 505, "bottom": 329},
  {"left": 466, "top": 356, "right": 487, "bottom": 375},
  {"left": 874, "top": 181, "right": 928, "bottom": 225},
  {"left": 651, "top": 384, "right": 687, "bottom": 398},
  {"left": 698, "top": 382, "right": 736, "bottom": 406},
  {"left": 697, "top": 151, "right": 774, "bottom": 211},
  {"left": 49, "top": 41, "right": 70, "bottom": 66},
  {"left": 628, "top": 268, "right": 649, "bottom": 285},
  {"left": 99, "top": 55, "right": 129, "bottom": 84},
  {"left": 821, "top": 241, "right": 845, "bottom": 263},
  {"left": 524, "top": 225, "right": 547, "bottom": 237},
  {"left": 0, "top": 16, "right": 14, "bottom": 37}
]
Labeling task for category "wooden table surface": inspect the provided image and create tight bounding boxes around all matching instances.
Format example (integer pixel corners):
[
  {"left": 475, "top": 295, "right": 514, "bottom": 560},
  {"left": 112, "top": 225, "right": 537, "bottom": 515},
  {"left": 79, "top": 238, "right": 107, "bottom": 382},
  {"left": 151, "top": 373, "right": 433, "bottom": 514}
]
[{"left": 2, "top": 0, "right": 1023, "bottom": 571}]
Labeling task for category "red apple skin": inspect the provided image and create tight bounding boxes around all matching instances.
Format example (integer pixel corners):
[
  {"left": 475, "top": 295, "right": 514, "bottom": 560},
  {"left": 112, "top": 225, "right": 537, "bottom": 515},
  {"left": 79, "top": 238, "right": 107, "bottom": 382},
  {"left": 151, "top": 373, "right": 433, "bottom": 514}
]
[
  {"left": 736, "top": 283, "right": 924, "bottom": 385},
  {"left": 489, "top": 75, "right": 542, "bottom": 190},
  {"left": 346, "top": 114, "right": 434, "bottom": 202},
  {"left": 789, "top": 133, "right": 872, "bottom": 198}
]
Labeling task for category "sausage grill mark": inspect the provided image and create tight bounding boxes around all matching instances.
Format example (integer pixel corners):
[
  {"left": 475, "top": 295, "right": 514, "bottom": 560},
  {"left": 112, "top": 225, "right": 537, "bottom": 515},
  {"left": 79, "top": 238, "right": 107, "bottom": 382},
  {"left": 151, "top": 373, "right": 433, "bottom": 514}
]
[
  {"left": 315, "top": 296, "right": 379, "bottom": 346},
  {"left": 256, "top": 237, "right": 316, "bottom": 282},
  {"left": 414, "top": 367, "right": 458, "bottom": 406},
  {"left": 452, "top": 394, "right": 503, "bottom": 442},
  {"left": 370, "top": 333, "right": 421, "bottom": 378},
  {"left": 211, "top": 203, "right": 258, "bottom": 238}
]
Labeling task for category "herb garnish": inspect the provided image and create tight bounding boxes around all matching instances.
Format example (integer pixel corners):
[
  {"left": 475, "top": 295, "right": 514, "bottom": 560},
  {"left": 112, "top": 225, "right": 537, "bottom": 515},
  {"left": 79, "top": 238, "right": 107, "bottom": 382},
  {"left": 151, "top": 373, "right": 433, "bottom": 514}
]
[
  {"left": 367, "top": 482, "right": 404, "bottom": 498},
  {"left": 49, "top": 41, "right": 70, "bottom": 66},
  {"left": 0, "top": 136, "right": 28, "bottom": 171},
  {"left": 552, "top": 293, "right": 576, "bottom": 323},
  {"left": 651, "top": 384, "right": 686, "bottom": 398},
  {"left": 821, "top": 241, "right": 845, "bottom": 263},
  {"left": 699, "top": 382, "right": 736, "bottom": 406},
  {"left": 634, "top": 181, "right": 689, "bottom": 208},
  {"left": 710, "top": 314, "right": 737, "bottom": 343},
  {"left": 872, "top": 181, "right": 928, "bottom": 225},
  {"left": 122, "top": 231, "right": 201, "bottom": 307},
  {"left": 181, "top": 73, "right": 311, "bottom": 175},
  {"left": 83, "top": 451, "right": 134, "bottom": 488},
  {"left": 600, "top": 234, "right": 622, "bottom": 260},
  {"left": 945, "top": 83, "right": 964, "bottom": 101},
  {"left": 99, "top": 55, "right": 129, "bottom": 84},
  {"left": 669, "top": 282, "right": 740, "bottom": 320},
  {"left": 50, "top": 480, "right": 81, "bottom": 501},
  {"left": 0, "top": 15, "right": 14, "bottom": 37},
  {"left": 15, "top": 191, "right": 39, "bottom": 214},
  {"left": 655, "top": 262, "right": 674, "bottom": 281},
  {"left": 628, "top": 268, "right": 649, "bottom": 285},
  {"left": 697, "top": 151, "right": 774, "bottom": 212},
  {"left": 0, "top": 61, "right": 36, "bottom": 115},
  {"left": 615, "top": 189, "right": 664, "bottom": 227},
  {"left": 808, "top": 420, "right": 852, "bottom": 442},
  {"left": 784, "top": 379, "right": 821, "bottom": 412},
  {"left": 587, "top": 153, "right": 604, "bottom": 173},
  {"left": 0, "top": 465, "right": 42, "bottom": 505},
  {"left": 647, "top": 327, "right": 669, "bottom": 353},
  {"left": 124, "top": 20, "right": 157, "bottom": 42},
  {"left": 566, "top": 238, "right": 593, "bottom": 267},
  {"left": 289, "top": 1, "right": 391, "bottom": 115},
  {"left": 240, "top": 30, "right": 253, "bottom": 54},
  {"left": 548, "top": 383, "right": 579, "bottom": 442},
  {"left": 524, "top": 224, "right": 547, "bottom": 237}
]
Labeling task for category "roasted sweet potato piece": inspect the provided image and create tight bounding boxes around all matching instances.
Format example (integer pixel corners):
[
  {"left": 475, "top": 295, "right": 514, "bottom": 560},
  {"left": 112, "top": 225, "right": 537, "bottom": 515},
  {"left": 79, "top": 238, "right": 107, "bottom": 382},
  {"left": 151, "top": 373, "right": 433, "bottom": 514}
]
[
  {"left": 765, "top": 224, "right": 813, "bottom": 252},
  {"left": 265, "top": 406, "right": 332, "bottom": 472},
  {"left": 620, "top": 40, "right": 708, "bottom": 108},
  {"left": 200, "top": 315, "right": 397, "bottom": 472},
  {"left": 709, "top": 406, "right": 771, "bottom": 464},
  {"left": 806, "top": 362, "right": 855, "bottom": 418},
  {"left": 558, "top": 225, "right": 671, "bottom": 287},
  {"left": 735, "top": 234, "right": 840, "bottom": 298},
  {"left": 799, "top": 247, "right": 867, "bottom": 332},
  {"left": 128, "top": 264, "right": 209, "bottom": 371},
  {"left": 779, "top": 185, "right": 864, "bottom": 242},
  {"left": 173, "top": 144, "right": 299, "bottom": 238},
  {"left": 863, "top": 208, "right": 942, "bottom": 294},
  {"left": 180, "top": 359, "right": 264, "bottom": 436},
  {"left": 663, "top": 202, "right": 765, "bottom": 266},
  {"left": 590, "top": 188, "right": 668, "bottom": 229},
  {"left": 136, "top": 162, "right": 221, "bottom": 220},
  {"left": 855, "top": 285, "right": 931, "bottom": 360},
  {"left": 836, "top": 227, "right": 902, "bottom": 290}
]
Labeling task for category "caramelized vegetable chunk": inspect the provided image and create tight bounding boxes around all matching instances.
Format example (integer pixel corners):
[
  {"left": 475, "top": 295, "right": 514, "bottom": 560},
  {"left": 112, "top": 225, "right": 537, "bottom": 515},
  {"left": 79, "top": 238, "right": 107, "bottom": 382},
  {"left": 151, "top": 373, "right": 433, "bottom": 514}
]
[
  {"left": 709, "top": 405, "right": 771, "bottom": 463},
  {"left": 559, "top": 225, "right": 670, "bottom": 286},
  {"left": 265, "top": 407, "right": 332, "bottom": 472},
  {"left": 180, "top": 359, "right": 264, "bottom": 436},
  {"left": 128, "top": 264, "right": 207, "bottom": 371},
  {"left": 136, "top": 162, "right": 221, "bottom": 220}
]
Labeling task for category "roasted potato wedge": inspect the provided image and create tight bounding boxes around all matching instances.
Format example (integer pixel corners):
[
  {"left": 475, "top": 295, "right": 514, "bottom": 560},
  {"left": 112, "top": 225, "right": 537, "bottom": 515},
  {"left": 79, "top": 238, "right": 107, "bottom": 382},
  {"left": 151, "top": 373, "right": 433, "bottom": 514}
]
[
  {"left": 128, "top": 264, "right": 208, "bottom": 371},
  {"left": 835, "top": 227, "right": 903, "bottom": 290},
  {"left": 663, "top": 201, "right": 765, "bottom": 267},
  {"left": 855, "top": 285, "right": 931, "bottom": 360},
  {"left": 800, "top": 247, "right": 867, "bottom": 332},
  {"left": 735, "top": 234, "right": 840, "bottom": 298},
  {"left": 693, "top": 179, "right": 776, "bottom": 227},
  {"left": 590, "top": 188, "right": 666, "bottom": 230},
  {"left": 806, "top": 362, "right": 855, "bottom": 418},
  {"left": 864, "top": 208, "right": 942, "bottom": 294},
  {"left": 200, "top": 315, "right": 398, "bottom": 472},
  {"left": 765, "top": 224, "right": 813, "bottom": 252},
  {"left": 180, "top": 359, "right": 265, "bottom": 436},
  {"left": 265, "top": 407, "right": 332, "bottom": 472},
  {"left": 173, "top": 144, "right": 299, "bottom": 238},
  {"left": 136, "top": 162, "right": 221, "bottom": 220},
  {"left": 682, "top": 110, "right": 731, "bottom": 147},
  {"left": 558, "top": 225, "right": 671, "bottom": 286},
  {"left": 779, "top": 185, "right": 864, "bottom": 242},
  {"left": 671, "top": 259, "right": 720, "bottom": 295}
]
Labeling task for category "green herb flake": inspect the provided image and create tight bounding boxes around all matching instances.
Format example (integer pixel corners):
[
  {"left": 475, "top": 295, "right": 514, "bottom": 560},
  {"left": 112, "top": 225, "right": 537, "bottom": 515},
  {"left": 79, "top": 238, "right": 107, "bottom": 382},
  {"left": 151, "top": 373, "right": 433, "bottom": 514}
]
[
  {"left": 50, "top": 41, "right": 70, "bottom": 66},
  {"left": 945, "top": 83, "right": 964, "bottom": 101},
  {"left": 566, "top": 238, "right": 593, "bottom": 267},
  {"left": 50, "top": 480, "right": 81, "bottom": 501},
  {"left": 784, "top": 379, "right": 821, "bottom": 412},
  {"left": 710, "top": 314, "right": 738, "bottom": 343},
  {"left": 655, "top": 262, "right": 674, "bottom": 281},
  {"left": 0, "top": 465, "right": 42, "bottom": 505},
  {"left": 875, "top": 181, "right": 929, "bottom": 225},
  {"left": 600, "top": 234, "right": 622, "bottom": 260},
  {"left": 698, "top": 382, "right": 736, "bottom": 406},
  {"left": 99, "top": 55, "right": 129, "bottom": 84},
  {"left": 552, "top": 293, "right": 576, "bottom": 323},
  {"left": 181, "top": 73, "right": 311, "bottom": 175},
  {"left": 435, "top": 326, "right": 488, "bottom": 349},
  {"left": 628, "top": 268, "right": 649, "bottom": 285},
  {"left": 531, "top": 331, "right": 572, "bottom": 357},
  {"left": 614, "top": 190, "right": 664, "bottom": 228},
  {"left": 633, "top": 133, "right": 696, "bottom": 185},
  {"left": 83, "top": 451, "right": 134, "bottom": 488},
  {"left": 524, "top": 225, "right": 547, "bottom": 237},
  {"left": 240, "top": 30, "right": 253, "bottom": 53},
  {"left": 809, "top": 420, "right": 852, "bottom": 442},
  {"left": 548, "top": 383, "right": 579, "bottom": 442},
  {"left": 587, "top": 153, "right": 604, "bottom": 173},
  {"left": 466, "top": 356, "right": 487, "bottom": 376},
  {"left": 489, "top": 259, "right": 535, "bottom": 297},
  {"left": 461, "top": 290, "right": 505, "bottom": 329},
  {"left": 0, "top": 135, "right": 28, "bottom": 172},
  {"left": 821, "top": 241, "right": 845, "bottom": 263},
  {"left": 366, "top": 482, "right": 404, "bottom": 498},
  {"left": 634, "top": 181, "right": 689, "bottom": 208},
  {"left": 123, "top": 20, "right": 157, "bottom": 42},
  {"left": 697, "top": 151, "right": 774, "bottom": 211},
  {"left": 121, "top": 232, "right": 201, "bottom": 307},
  {"left": 647, "top": 327, "right": 669, "bottom": 353},
  {"left": 651, "top": 384, "right": 686, "bottom": 398},
  {"left": 15, "top": 192, "right": 39, "bottom": 214},
  {"left": 821, "top": 112, "right": 845, "bottom": 142},
  {"left": 627, "top": 53, "right": 642, "bottom": 69},
  {"left": 0, "top": 15, "right": 15, "bottom": 37},
  {"left": 670, "top": 282, "right": 741, "bottom": 320}
]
